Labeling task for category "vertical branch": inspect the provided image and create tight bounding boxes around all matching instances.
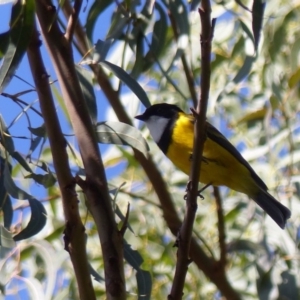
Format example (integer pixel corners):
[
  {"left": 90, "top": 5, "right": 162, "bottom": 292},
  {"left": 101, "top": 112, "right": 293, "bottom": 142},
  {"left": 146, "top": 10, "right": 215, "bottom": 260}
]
[
  {"left": 27, "top": 24, "right": 96, "bottom": 300},
  {"left": 65, "top": 0, "right": 83, "bottom": 42},
  {"left": 213, "top": 186, "right": 227, "bottom": 269},
  {"left": 169, "top": 1, "right": 215, "bottom": 299}
]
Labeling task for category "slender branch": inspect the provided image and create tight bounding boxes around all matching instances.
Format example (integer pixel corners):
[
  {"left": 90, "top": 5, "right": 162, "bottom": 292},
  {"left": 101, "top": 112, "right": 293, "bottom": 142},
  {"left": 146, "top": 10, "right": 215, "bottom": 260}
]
[
  {"left": 65, "top": 0, "right": 82, "bottom": 43},
  {"left": 169, "top": 1, "right": 214, "bottom": 299},
  {"left": 213, "top": 186, "right": 227, "bottom": 269},
  {"left": 27, "top": 23, "right": 95, "bottom": 300},
  {"left": 1, "top": 93, "right": 43, "bottom": 117},
  {"left": 35, "top": 1, "right": 126, "bottom": 298}
]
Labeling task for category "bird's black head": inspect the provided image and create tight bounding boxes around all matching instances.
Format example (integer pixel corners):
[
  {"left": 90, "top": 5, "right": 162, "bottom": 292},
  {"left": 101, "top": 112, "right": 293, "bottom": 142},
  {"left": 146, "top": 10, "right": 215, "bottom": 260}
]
[{"left": 135, "top": 103, "right": 183, "bottom": 121}]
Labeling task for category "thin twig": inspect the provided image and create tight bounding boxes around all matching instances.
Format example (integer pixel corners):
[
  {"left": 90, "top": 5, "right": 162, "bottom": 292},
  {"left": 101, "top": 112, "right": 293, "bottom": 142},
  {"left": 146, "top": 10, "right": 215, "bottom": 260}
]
[
  {"left": 213, "top": 186, "right": 227, "bottom": 268},
  {"left": 65, "top": 0, "right": 83, "bottom": 43}
]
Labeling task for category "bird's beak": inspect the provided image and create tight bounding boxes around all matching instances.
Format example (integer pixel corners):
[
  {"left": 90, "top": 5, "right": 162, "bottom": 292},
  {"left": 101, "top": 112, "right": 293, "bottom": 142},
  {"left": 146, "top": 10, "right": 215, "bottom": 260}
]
[{"left": 135, "top": 114, "right": 145, "bottom": 121}]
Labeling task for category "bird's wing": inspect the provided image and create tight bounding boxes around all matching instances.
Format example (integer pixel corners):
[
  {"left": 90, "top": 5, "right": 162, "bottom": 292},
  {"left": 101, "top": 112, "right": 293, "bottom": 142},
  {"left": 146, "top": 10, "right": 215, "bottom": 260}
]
[
  {"left": 187, "top": 113, "right": 267, "bottom": 190},
  {"left": 205, "top": 121, "right": 268, "bottom": 190}
]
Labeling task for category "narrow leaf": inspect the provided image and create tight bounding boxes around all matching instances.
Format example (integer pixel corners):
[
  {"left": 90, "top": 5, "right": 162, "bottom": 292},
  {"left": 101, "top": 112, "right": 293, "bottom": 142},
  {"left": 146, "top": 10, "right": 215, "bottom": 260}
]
[
  {"left": 11, "top": 151, "right": 32, "bottom": 172},
  {"left": 233, "top": 55, "right": 256, "bottom": 84},
  {"left": 4, "top": 162, "right": 33, "bottom": 200},
  {"left": 100, "top": 60, "right": 151, "bottom": 108},
  {"left": 136, "top": 269, "right": 152, "bottom": 300},
  {"left": 0, "top": 114, "right": 15, "bottom": 154},
  {"left": 143, "top": 2, "right": 168, "bottom": 72},
  {"left": 123, "top": 240, "right": 143, "bottom": 270},
  {"left": 28, "top": 125, "right": 46, "bottom": 137},
  {"left": 3, "top": 195, "right": 13, "bottom": 230},
  {"left": 252, "top": 0, "right": 266, "bottom": 51},
  {"left": 13, "top": 198, "right": 47, "bottom": 241},
  {"left": 75, "top": 65, "right": 97, "bottom": 124},
  {"left": 85, "top": 0, "right": 112, "bottom": 41},
  {"left": 89, "top": 263, "right": 104, "bottom": 282},
  {"left": 0, "top": 225, "right": 15, "bottom": 249},
  {"left": 96, "top": 121, "right": 149, "bottom": 156},
  {"left": 0, "top": 0, "right": 35, "bottom": 92}
]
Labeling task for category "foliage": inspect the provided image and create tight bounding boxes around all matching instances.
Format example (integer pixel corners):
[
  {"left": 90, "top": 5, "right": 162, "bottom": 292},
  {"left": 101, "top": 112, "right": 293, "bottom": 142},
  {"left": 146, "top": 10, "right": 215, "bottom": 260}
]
[{"left": 0, "top": 0, "right": 299, "bottom": 299}]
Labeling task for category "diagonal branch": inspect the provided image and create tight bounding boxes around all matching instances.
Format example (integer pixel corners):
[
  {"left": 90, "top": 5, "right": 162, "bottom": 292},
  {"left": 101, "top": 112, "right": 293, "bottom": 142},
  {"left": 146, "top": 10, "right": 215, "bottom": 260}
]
[
  {"left": 65, "top": 0, "right": 82, "bottom": 42},
  {"left": 27, "top": 23, "right": 95, "bottom": 300}
]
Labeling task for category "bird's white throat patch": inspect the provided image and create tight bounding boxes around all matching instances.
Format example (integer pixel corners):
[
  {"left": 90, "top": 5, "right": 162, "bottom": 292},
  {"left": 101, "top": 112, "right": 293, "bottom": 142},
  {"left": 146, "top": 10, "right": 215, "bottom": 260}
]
[{"left": 145, "top": 116, "right": 169, "bottom": 143}]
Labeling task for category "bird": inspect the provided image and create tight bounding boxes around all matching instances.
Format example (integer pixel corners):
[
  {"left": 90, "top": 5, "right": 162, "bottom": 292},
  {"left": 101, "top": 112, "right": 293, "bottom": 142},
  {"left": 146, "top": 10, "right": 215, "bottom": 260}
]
[{"left": 135, "top": 103, "right": 291, "bottom": 229}]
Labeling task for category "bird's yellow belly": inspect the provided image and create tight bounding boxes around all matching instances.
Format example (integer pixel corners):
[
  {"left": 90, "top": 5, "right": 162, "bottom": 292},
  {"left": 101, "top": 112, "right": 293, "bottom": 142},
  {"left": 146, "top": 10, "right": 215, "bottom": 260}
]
[{"left": 166, "top": 123, "right": 257, "bottom": 196}]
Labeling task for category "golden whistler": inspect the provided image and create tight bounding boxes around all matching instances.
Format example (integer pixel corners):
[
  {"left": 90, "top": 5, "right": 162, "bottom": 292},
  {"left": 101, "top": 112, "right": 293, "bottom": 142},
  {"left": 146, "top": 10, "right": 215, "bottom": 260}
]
[{"left": 136, "top": 103, "right": 291, "bottom": 229}]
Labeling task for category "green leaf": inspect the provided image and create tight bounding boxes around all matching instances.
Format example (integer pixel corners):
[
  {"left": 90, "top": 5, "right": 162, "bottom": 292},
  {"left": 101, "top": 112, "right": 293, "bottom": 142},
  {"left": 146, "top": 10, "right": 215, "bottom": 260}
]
[
  {"left": 106, "top": 7, "right": 130, "bottom": 40},
  {"left": 85, "top": 0, "right": 112, "bottom": 41},
  {"left": 95, "top": 121, "right": 149, "bottom": 156},
  {"left": 252, "top": 0, "right": 266, "bottom": 51},
  {"left": 136, "top": 269, "right": 152, "bottom": 300},
  {"left": 0, "top": 114, "right": 15, "bottom": 154},
  {"left": 0, "top": 225, "right": 15, "bottom": 249},
  {"left": 4, "top": 162, "right": 33, "bottom": 200},
  {"left": 288, "top": 67, "right": 300, "bottom": 88},
  {"left": 143, "top": 2, "right": 168, "bottom": 72},
  {"left": 0, "top": 0, "right": 35, "bottom": 92},
  {"left": 233, "top": 55, "right": 256, "bottom": 84},
  {"left": 3, "top": 195, "right": 13, "bottom": 230},
  {"left": 0, "top": 31, "right": 10, "bottom": 59},
  {"left": 0, "top": 225, "right": 16, "bottom": 258},
  {"left": 89, "top": 263, "right": 104, "bottom": 282},
  {"left": 123, "top": 239, "right": 143, "bottom": 270},
  {"left": 256, "top": 263, "right": 273, "bottom": 300},
  {"left": 123, "top": 240, "right": 152, "bottom": 299},
  {"left": 278, "top": 270, "right": 298, "bottom": 300},
  {"left": 28, "top": 125, "right": 46, "bottom": 137},
  {"left": 92, "top": 39, "right": 113, "bottom": 63},
  {"left": 28, "top": 136, "right": 43, "bottom": 157},
  {"left": 11, "top": 151, "right": 32, "bottom": 172},
  {"left": 227, "top": 239, "right": 264, "bottom": 254},
  {"left": 75, "top": 65, "right": 98, "bottom": 124},
  {"left": 130, "top": 33, "right": 144, "bottom": 79},
  {"left": 13, "top": 198, "right": 47, "bottom": 241},
  {"left": 239, "top": 20, "right": 255, "bottom": 48},
  {"left": 25, "top": 173, "right": 56, "bottom": 188},
  {"left": 100, "top": 60, "right": 151, "bottom": 108}
]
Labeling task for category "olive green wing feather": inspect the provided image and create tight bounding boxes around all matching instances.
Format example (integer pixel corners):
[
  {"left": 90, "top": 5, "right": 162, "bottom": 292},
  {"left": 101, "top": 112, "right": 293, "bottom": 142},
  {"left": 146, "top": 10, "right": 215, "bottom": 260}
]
[{"left": 187, "top": 113, "right": 267, "bottom": 190}]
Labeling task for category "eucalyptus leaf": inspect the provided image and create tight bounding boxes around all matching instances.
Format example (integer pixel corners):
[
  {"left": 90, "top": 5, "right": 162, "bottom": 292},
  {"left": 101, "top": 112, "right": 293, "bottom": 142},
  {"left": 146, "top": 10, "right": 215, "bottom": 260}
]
[
  {"left": 96, "top": 121, "right": 149, "bottom": 156},
  {"left": 13, "top": 198, "right": 47, "bottom": 241},
  {"left": 100, "top": 60, "right": 151, "bottom": 108},
  {"left": 0, "top": 0, "right": 35, "bottom": 92}
]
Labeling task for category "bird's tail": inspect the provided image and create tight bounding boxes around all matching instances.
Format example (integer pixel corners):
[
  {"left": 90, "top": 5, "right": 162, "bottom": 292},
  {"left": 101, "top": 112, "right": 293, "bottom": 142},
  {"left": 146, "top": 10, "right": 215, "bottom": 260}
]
[{"left": 253, "top": 190, "right": 291, "bottom": 229}]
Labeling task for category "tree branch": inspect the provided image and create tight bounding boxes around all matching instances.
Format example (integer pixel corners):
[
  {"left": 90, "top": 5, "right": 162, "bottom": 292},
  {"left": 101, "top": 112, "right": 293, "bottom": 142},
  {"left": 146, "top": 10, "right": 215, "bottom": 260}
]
[
  {"left": 214, "top": 186, "right": 227, "bottom": 269},
  {"left": 169, "top": 1, "right": 215, "bottom": 299},
  {"left": 65, "top": 0, "right": 82, "bottom": 43},
  {"left": 35, "top": 1, "right": 126, "bottom": 298},
  {"left": 27, "top": 23, "right": 95, "bottom": 300}
]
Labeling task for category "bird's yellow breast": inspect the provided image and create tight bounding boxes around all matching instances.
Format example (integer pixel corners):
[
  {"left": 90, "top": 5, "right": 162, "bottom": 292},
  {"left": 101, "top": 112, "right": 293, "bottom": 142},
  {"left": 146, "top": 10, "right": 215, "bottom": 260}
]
[{"left": 166, "top": 113, "right": 258, "bottom": 196}]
